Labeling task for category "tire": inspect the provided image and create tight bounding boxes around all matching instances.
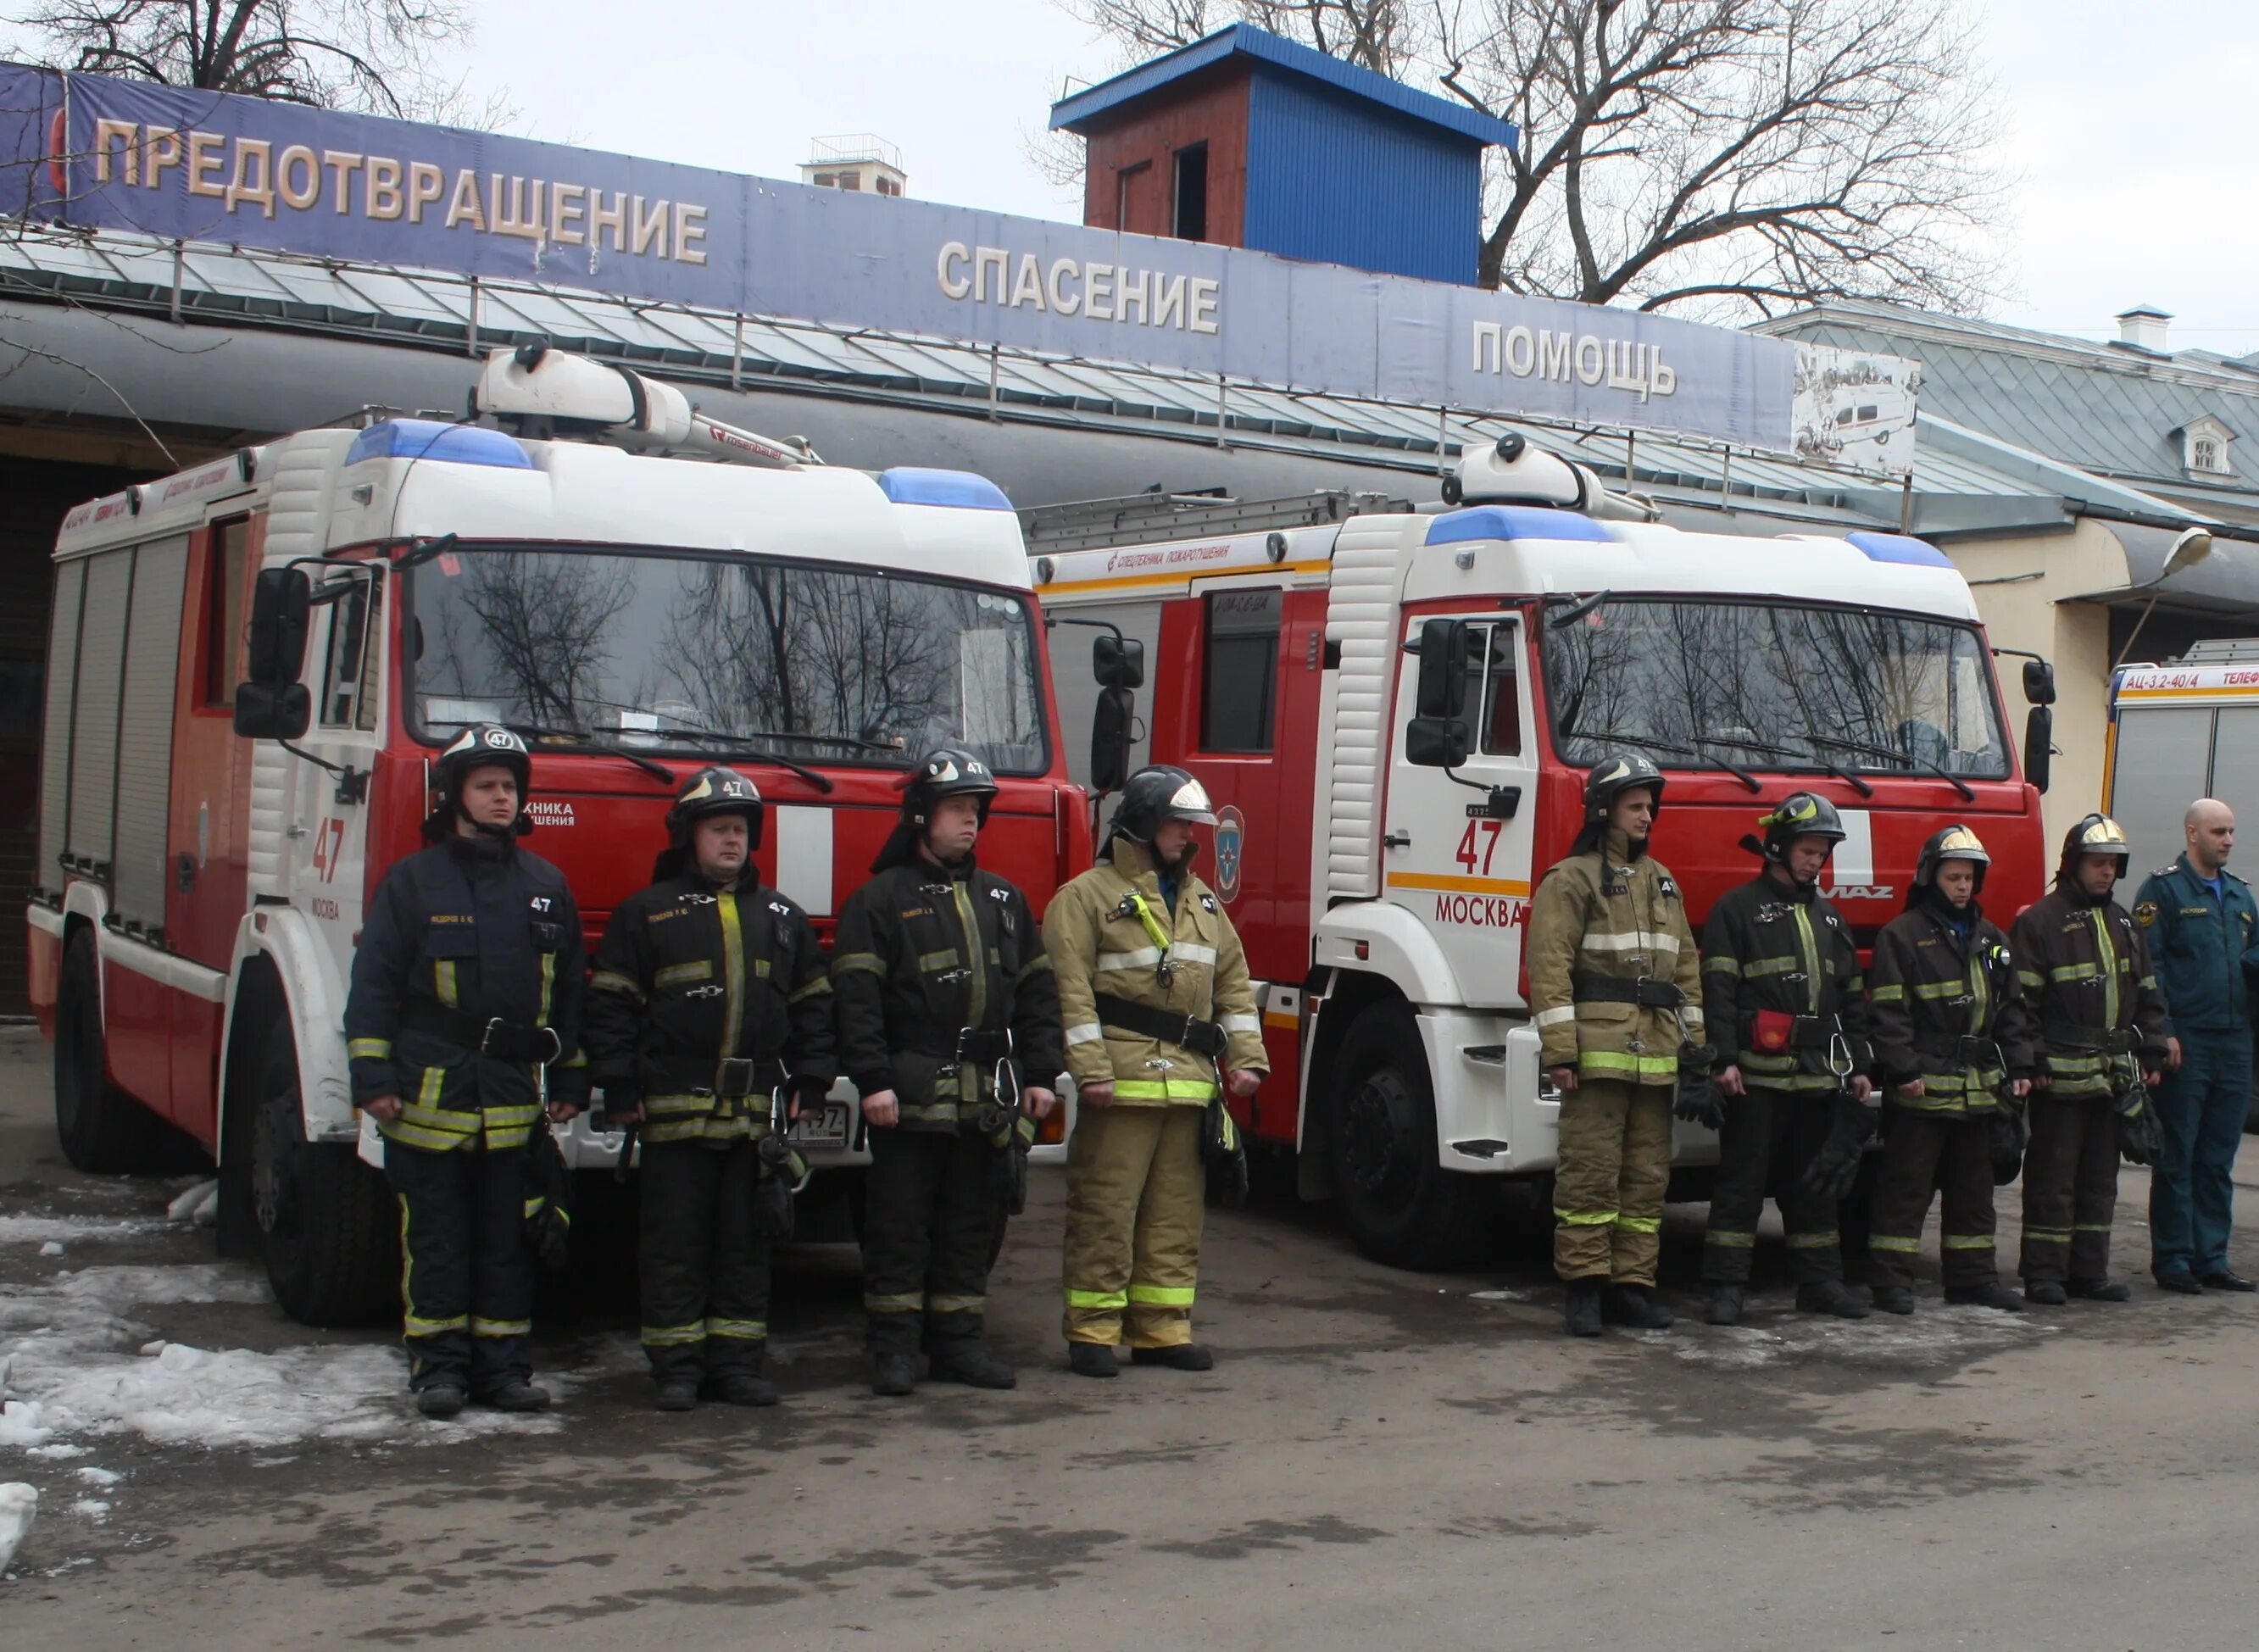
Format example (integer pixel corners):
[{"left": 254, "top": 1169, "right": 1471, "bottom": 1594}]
[
  {"left": 53, "top": 928, "right": 172, "bottom": 1174},
  {"left": 254, "top": 1019, "right": 398, "bottom": 1327},
  {"left": 1328, "top": 1003, "right": 1495, "bottom": 1270}
]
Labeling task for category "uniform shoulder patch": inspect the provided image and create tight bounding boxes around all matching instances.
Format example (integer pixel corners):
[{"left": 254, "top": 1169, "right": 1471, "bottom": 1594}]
[
  {"left": 2134, "top": 900, "right": 2159, "bottom": 927},
  {"left": 1657, "top": 876, "right": 1681, "bottom": 900},
  {"left": 2153, "top": 864, "right": 2179, "bottom": 879},
  {"left": 1199, "top": 893, "right": 1218, "bottom": 912}
]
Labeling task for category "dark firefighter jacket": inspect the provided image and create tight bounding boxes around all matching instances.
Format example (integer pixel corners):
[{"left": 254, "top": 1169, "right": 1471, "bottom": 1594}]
[
  {"left": 2011, "top": 887, "right": 2171, "bottom": 1096},
  {"left": 831, "top": 856, "right": 1065, "bottom": 1129},
  {"left": 1867, "top": 902, "right": 2035, "bottom": 1114},
  {"left": 1700, "top": 873, "right": 1872, "bottom": 1091},
  {"left": 584, "top": 870, "right": 837, "bottom": 1146},
  {"left": 344, "top": 833, "right": 589, "bottom": 1152}
]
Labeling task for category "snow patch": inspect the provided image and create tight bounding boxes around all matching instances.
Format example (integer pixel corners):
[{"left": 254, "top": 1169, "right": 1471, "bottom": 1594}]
[
  {"left": 50, "top": 1264, "right": 272, "bottom": 1307},
  {"left": 74, "top": 1466, "right": 120, "bottom": 1488},
  {"left": 69, "top": 1498, "right": 109, "bottom": 1523},
  {"left": 0, "top": 1482, "right": 35, "bottom": 1571},
  {"left": 38, "top": 1242, "right": 62, "bottom": 1258},
  {"left": 165, "top": 1182, "right": 220, "bottom": 1226},
  {"left": 1675, "top": 1303, "right": 2054, "bottom": 1372},
  {"left": 0, "top": 1215, "right": 158, "bottom": 1246}
]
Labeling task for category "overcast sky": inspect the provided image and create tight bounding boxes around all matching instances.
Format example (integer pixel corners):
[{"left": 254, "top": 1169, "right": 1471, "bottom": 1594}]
[{"left": 154, "top": 1, "right": 2259, "bottom": 351}]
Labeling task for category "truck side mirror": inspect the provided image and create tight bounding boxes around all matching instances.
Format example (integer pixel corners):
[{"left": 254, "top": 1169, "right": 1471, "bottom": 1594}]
[
  {"left": 232, "top": 681, "right": 313, "bottom": 742},
  {"left": 1092, "top": 685, "right": 1135, "bottom": 793},
  {"left": 2023, "top": 705, "right": 2053, "bottom": 793},
  {"left": 242, "top": 565, "right": 311, "bottom": 686},
  {"left": 1414, "top": 619, "right": 1470, "bottom": 720},
  {"left": 2022, "top": 659, "right": 2056, "bottom": 706},
  {"left": 1093, "top": 634, "right": 1145, "bottom": 690},
  {"left": 1405, "top": 716, "right": 1470, "bottom": 769}
]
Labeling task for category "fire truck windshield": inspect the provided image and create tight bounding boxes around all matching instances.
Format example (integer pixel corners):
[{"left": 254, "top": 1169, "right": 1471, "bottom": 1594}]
[
  {"left": 1542, "top": 598, "right": 2010, "bottom": 782},
  {"left": 407, "top": 546, "right": 1049, "bottom": 773}
]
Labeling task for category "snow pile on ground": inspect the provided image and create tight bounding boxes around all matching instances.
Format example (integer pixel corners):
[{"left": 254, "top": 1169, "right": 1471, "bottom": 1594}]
[
  {"left": 164, "top": 1182, "right": 220, "bottom": 1226},
  {"left": 0, "top": 1482, "right": 34, "bottom": 1571},
  {"left": 0, "top": 1214, "right": 158, "bottom": 1246},
  {"left": 1672, "top": 1302, "right": 2055, "bottom": 1372}
]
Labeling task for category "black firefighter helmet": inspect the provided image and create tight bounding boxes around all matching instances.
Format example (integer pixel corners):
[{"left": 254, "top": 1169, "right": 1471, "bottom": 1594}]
[
  {"left": 1583, "top": 754, "right": 1666, "bottom": 823},
  {"left": 1108, "top": 765, "right": 1218, "bottom": 846},
  {"left": 2058, "top": 812, "right": 2131, "bottom": 883},
  {"left": 1744, "top": 792, "right": 1849, "bottom": 867},
  {"left": 425, "top": 723, "right": 532, "bottom": 841},
  {"left": 871, "top": 748, "right": 999, "bottom": 872},
  {"left": 1911, "top": 823, "right": 1990, "bottom": 907},
  {"left": 657, "top": 766, "right": 763, "bottom": 882}
]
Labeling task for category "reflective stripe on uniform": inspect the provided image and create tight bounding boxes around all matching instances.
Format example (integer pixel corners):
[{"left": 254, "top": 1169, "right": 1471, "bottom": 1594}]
[
  {"left": 1533, "top": 1004, "right": 1577, "bottom": 1028},
  {"left": 348, "top": 1037, "right": 392, "bottom": 1060},
  {"left": 1870, "top": 1235, "right": 1922, "bottom": 1253},
  {"left": 1171, "top": 943, "right": 1218, "bottom": 966},
  {"left": 1579, "top": 930, "right": 1681, "bottom": 954},
  {"left": 1912, "top": 979, "right": 1966, "bottom": 1001},
  {"left": 1017, "top": 954, "right": 1054, "bottom": 980},
  {"left": 404, "top": 1312, "right": 469, "bottom": 1337},
  {"left": 1555, "top": 1209, "right": 1617, "bottom": 1226},
  {"left": 1577, "top": 1050, "right": 1679, "bottom": 1081},
  {"left": 1111, "top": 1077, "right": 1220, "bottom": 1101},
  {"left": 642, "top": 1322, "right": 708, "bottom": 1345},
  {"left": 707, "top": 1318, "right": 766, "bottom": 1340},
  {"left": 1704, "top": 954, "right": 1742, "bottom": 977},
  {"left": 2074, "top": 1222, "right": 2113, "bottom": 1233},
  {"left": 1942, "top": 1233, "right": 1995, "bottom": 1250},
  {"left": 471, "top": 1317, "right": 531, "bottom": 1338},
  {"left": 590, "top": 969, "right": 646, "bottom": 1001},
  {"left": 1218, "top": 1013, "right": 1260, "bottom": 1034},
  {"left": 865, "top": 1292, "right": 924, "bottom": 1314},
  {"left": 925, "top": 1294, "right": 986, "bottom": 1315},
  {"left": 1064, "top": 1022, "right": 1105, "bottom": 1046},
  {"left": 1706, "top": 1229, "right": 1757, "bottom": 1247},
  {"left": 788, "top": 976, "right": 832, "bottom": 1004},
  {"left": 2022, "top": 1225, "right": 2073, "bottom": 1243},
  {"left": 1787, "top": 1230, "right": 1842, "bottom": 1249},
  {"left": 1098, "top": 947, "right": 1165, "bottom": 972},
  {"left": 1870, "top": 983, "right": 1906, "bottom": 1004},
  {"left": 1614, "top": 1215, "right": 1661, "bottom": 1233},
  {"left": 1127, "top": 1283, "right": 1193, "bottom": 1306},
  {"left": 434, "top": 959, "right": 457, "bottom": 1007},
  {"left": 655, "top": 960, "right": 712, "bottom": 987},
  {"left": 1066, "top": 1288, "right": 1128, "bottom": 1310},
  {"left": 718, "top": 893, "right": 745, "bottom": 1062},
  {"left": 918, "top": 948, "right": 962, "bottom": 973},
  {"left": 832, "top": 951, "right": 887, "bottom": 976}
]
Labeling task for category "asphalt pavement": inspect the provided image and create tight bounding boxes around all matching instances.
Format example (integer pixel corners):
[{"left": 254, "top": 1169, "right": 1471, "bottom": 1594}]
[{"left": 4, "top": 1025, "right": 2258, "bottom": 1649}]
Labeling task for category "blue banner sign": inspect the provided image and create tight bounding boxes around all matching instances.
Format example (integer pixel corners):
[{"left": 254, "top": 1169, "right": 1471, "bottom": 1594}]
[{"left": 1, "top": 64, "right": 1795, "bottom": 450}]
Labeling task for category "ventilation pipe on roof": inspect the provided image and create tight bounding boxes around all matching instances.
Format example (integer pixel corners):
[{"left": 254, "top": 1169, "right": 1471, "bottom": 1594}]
[{"left": 2116, "top": 303, "right": 2172, "bottom": 353}]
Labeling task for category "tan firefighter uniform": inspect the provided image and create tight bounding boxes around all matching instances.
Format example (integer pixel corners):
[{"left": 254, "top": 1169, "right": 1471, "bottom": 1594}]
[
  {"left": 1049, "top": 837, "right": 1266, "bottom": 1349},
  {"left": 1528, "top": 830, "right": 1705, "bottom": 1284}
]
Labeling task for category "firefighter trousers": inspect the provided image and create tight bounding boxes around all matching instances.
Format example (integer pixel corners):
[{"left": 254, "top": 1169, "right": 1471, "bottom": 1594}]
[
  {"left": 2149, "top": 1028, "right": 2252, "bottom": 1279},
  {"left": 386, "top": 1138, "right": 534, "bottom": 1396},
  {"left": 1869, "top": 1110, "right": 1999, "bottom": 1290},
  {"left": 2020, "top": 1093, "right": 2121, "bottom": 1286},
  {"left": 1554, "top": 1078, "right": 1673, "bottom": 1287},
  {"left": 864, "top": 1126, "right": 1001, "bottom": 1358},
  {"left": 638, "top": 1138, "right": 771, "bottom": 1382},
  {"left": 1062, "top": 1103, "right": 1203, "bottom": 1349},
  {"left": 1702, "top": 1087, "right": 1842, "bottom": 1285}
]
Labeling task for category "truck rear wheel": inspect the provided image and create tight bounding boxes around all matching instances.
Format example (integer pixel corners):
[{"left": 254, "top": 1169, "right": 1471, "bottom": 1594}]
[
  {"left": 254, "top": 1019, "right": 398, "bottom": 1327},
  {"left": 1329, "top": 1004, "right": 1494, "bottom": 1271},
  {"left": 53, "top": 928, "right": 171, "bottom": 1174}
]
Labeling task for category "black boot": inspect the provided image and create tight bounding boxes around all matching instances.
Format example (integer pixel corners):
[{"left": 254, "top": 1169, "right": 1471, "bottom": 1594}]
[
  {"left": 1945, "top": 1281, "right": 2027, "bottom": 1313},
  {"left": 1067, "top": 1342, "right": 1119, "bottom": 1379},
  {"left": 653, "top": 1378, "right": 699, "bottom": 1412},
  {"left": 1130, "top": 1344, "right": 1216, "bottom": 1371},
  {"left": 1871, "top": 1284, "right": 1916, "bottom": 1315},
  {"left": 481, "top": 1382, "right": 551, "bottom": 1413},
  {"left": 927, "top": 1342, "right": 1018, "bottom": 1389},
  {"left": 2023, "top": 1280, "right": 2068, "bottom": 1306},
  {"left": 1705, "top": 1284, "right": 1744, "bottom": 1327},
  {"left": 870, "top": 1354, "right": 919, "bottom": 1397},
  {"left": 1795, "top": 1279, "right": 1871, "bottom": 1320},
  {"left": 1563, "top": 1281, "right": 1605, "bottom": 1338},
  {"left": 2067, "top": 1277, "right": 2132, "bottom": 1302},
  {"left": 1602, "top": 1284, "right": 1675, "bottom": 1331},
  {"left": 704, "top": 1371, "right": 781, "bottom": 1407},
  {"left": 414, "top": 1384, "right": 466, "bottom": 1421}
]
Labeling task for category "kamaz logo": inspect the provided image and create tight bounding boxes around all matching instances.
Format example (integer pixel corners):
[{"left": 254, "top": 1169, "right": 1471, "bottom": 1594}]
[{"left": 1821, "top": 883, "right": 1896, "bottom": 901}]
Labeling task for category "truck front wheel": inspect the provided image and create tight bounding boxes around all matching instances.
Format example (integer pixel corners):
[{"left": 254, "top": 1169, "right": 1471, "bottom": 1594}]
[
  {"left": 53, "top": 929, "right": 172, "bottom": 1174},
  {"left": 253, "top": 1020, "right": 399, "bottom": 1327},
  {"left": 1329, "top": 1004, "right": 1494, "bottom": 1271}
]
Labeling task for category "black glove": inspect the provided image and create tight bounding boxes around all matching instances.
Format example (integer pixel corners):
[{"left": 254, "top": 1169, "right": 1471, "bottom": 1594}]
[
  {"left": 521, "top": 1116, "right": 575, "bottom": 1271},
  {"left": 754, "top": 1129, "right": 803, "bottom": 1241},
  {"left": 1802, "top": 1087, "right": 1880, "bottom": 1201},
  {"left": 1987, "top": 1102, "right": 2029, "bottom": 1186},
  {"left": 2114, "top": 1079, "right": 2162, "bottom": 1167},
  {"left": 1202, "top": 1098, "right": 1250, "bottom": 1210},
  {"left": 593, "top": 1084, "right": 641, "bottom": 1132},
  {"left": 793, "top": 1076, "right": 832, "bottom": 1119},
  {"left": 1672, "top": 1043, "right": 1724, "bottom": 1130},
  {"left": 979, "top": 1102, "right": 1037, "bottom": 1217}
]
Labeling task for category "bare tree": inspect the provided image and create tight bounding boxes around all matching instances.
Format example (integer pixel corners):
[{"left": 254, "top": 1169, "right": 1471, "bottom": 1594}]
[
  {"left": 1055, "top": 0, "right": 2005, "bottom": 318},
  {"left": 3, "top": 0, "right": 512, "bottom": 125}
]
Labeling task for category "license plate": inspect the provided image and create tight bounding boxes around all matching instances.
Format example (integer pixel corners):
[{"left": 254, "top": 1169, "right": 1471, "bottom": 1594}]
[{"left": 789, "top": 1101, "right": 851, "bottom": 1149}]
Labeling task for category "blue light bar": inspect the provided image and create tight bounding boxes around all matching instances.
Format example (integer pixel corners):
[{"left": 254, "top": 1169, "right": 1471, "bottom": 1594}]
[
  {"left": 1845, "top": 531, "right": 1951, "bottom": 568},
  {"left": 345, "top": 419, "right": 533, "bottom": 470},
  {"left": 1425, "top": 506, "right": 1612, "bottom": 546},
  {"left": 876, "top": 467, "right": 1013, "bottom": 511}
]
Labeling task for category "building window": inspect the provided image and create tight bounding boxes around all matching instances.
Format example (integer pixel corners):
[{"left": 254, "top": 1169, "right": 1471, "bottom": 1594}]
[
  {"left": 1172, "top": 142, "right": 1209, "bottom": 242},
  {"left": 2182, "top": 418, "right": 2234, "bottom": 476},
  {"left": 1199, "top": 589, "right": 1279, "bottom": 753},
  {"left": 2193, "top": 436, "right": 2224, "bottom": 473},
  {"left": 814, "top": 170, "right": 862, "bottom": 191},
  {"left": 876, "top": 175, "right": 899, "bottom": 197}
]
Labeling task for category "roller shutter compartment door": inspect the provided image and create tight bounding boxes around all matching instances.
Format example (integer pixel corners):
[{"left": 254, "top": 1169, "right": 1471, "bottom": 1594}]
[
  {"left": 66, "top": 550, "right": 133, "bottom": 879},
  {"left": 36, "top": 557, "right": 86, "bottom": 902},
  {"left": 111, "top": 537, "right": 189, "bottom": 936}
]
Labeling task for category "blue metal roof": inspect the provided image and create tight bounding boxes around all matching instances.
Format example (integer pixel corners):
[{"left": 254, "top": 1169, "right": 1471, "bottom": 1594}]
[{"left": 1049, "top": 23, "right": 1516, "bottom": 150}]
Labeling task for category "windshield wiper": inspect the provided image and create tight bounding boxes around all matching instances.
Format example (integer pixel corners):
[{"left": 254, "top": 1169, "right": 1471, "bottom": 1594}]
[
  {"left": 509, "top": 722, "right": 675, "bottom": 783},
  {"left": 740, "top": 726, "right": 905, "bottom": 754},
  {"left": 1566, "top": 726, "right": 1760, "bottom": 793},
  {"left": 1694, "top": 734, "right": 1875, "bottom": 799},
  {"left": 1807, "top": 734, "right": 1978, "bottom": 803},
  {"left": 633, "top": 720, "right": 838, "bottom": 795}
]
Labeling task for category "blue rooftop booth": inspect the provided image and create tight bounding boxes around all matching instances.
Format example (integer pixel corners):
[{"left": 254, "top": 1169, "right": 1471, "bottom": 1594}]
[{"left": 1049, "top": 24, "right": 1516, "bottom": 286}]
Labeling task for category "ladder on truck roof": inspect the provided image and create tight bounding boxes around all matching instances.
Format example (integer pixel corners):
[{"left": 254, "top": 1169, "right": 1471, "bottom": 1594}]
[{"left": 1019, "top": 487, "right": 1412, "bottom": 553}]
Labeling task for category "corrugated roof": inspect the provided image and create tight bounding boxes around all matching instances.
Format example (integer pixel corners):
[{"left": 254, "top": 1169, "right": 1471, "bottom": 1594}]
[
  {"left": 0, "top": 223, "right": 2123, "bottom": 529},
  {"left": 1049, "top": 24, "right": 1517, "bottom": 149}
]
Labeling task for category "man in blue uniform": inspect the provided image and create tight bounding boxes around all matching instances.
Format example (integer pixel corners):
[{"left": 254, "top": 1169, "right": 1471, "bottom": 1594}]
[{"left": 2133, "top": 798, "right": 2259, "bottom": 1293}]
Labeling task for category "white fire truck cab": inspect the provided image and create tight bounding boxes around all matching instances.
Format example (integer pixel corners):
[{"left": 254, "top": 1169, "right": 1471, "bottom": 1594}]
[
  {"left": 1029, "top": 437, "right": 2050, "bottom": 1268},
  {"left": 31, "top": 343, "right": 1085, "bottom": 1326}
]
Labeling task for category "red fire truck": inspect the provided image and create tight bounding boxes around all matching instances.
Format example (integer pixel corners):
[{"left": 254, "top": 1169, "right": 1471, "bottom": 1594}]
[
  {"left": 1027, "top": 436, "right": 2056, "bottom": 1268},
  {"left": 31, "top": 344, "right": 1085, "bottom": 1325}
]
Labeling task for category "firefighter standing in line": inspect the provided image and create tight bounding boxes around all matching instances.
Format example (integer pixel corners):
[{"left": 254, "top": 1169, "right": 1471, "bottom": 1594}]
[
  {"left": 2010, "top": 814, "right": 2170, "bottom": 1305},
  {"left": 1527, "top": 755, "right": 1705, "bottom": 1338},
  {"left": 345, "top": 725, "right": 588, "bottom": 1420},
  {"left": 1864, "top": 826, "right": 2035, "bottom": 1314},
  {"left": 831, "top": 748, "right": 1064, "bottom": 1397},
  {"left": 1048, "top": 765, "right": 1266, "bottom": 1378},
  {"left": 584, "top": 768, "right": 837, "bottom": 1411},
  {"left": 1698, "top": 793, "right": 1876, "bottom": 1325},
  {"left": 2132, "top": 798, "right": 2259, "bottom": 1294}
]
